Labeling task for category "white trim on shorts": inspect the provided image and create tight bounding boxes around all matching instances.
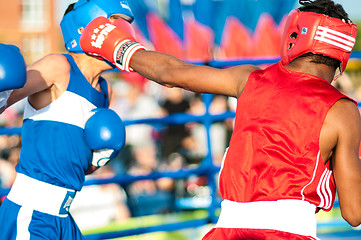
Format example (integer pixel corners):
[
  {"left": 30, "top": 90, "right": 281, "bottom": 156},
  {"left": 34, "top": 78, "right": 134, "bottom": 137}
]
[
  {"left": 7, "top": 173, "right": 76, "bottom": 217},
  {"left": 215, "top": 199, "right": 319, "bottom": 239},
  {"left": 16, "top": 206, "right": 33, "bottom": 240}
]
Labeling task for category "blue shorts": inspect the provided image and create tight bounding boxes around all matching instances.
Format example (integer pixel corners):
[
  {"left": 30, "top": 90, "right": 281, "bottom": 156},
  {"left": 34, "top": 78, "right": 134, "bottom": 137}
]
[
  {"left": 0, "top": 174, "right": 84, "bottom": 240},
  {"left": 0, "top": 198, "right": 84, "bottom": 240}
]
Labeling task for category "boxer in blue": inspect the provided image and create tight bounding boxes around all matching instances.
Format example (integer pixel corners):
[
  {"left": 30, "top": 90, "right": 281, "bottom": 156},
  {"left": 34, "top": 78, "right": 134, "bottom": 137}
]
[{"left": 0, "top": 1, "right": 129, "bottom": 239}]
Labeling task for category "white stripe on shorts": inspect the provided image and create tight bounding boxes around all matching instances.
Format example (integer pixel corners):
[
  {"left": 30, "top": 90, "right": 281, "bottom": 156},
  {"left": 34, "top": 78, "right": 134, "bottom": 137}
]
[{"left": 16, "top": 206, "right": 33, "bottom": 240}]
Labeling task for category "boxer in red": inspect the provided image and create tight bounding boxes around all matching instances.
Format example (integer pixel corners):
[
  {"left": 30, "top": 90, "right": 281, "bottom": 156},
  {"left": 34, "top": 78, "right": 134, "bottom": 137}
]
[{"left": 80, "top": 0, "right": 361, "bottom": 239}]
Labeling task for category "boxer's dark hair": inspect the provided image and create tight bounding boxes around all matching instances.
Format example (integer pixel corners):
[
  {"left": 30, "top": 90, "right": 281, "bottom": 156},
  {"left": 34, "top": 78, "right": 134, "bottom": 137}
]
[
  {"left": 298, "top": 0, "right": 350, "bottom": 22},
  {"left": 296, "top": 0, "right": 350, "bottom": 70}
]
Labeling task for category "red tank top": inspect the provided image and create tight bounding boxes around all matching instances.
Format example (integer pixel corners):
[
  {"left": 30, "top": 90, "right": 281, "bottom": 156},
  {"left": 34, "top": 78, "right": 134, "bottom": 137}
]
[{"left": 219, "top": 62, "right": 353, "bottom": 211}]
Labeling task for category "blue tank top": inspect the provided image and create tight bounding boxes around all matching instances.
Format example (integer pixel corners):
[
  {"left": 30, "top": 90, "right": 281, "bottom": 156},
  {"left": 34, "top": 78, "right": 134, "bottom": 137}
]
[{"left": 16, "top": 54, "right": 109, "bottom": 191}]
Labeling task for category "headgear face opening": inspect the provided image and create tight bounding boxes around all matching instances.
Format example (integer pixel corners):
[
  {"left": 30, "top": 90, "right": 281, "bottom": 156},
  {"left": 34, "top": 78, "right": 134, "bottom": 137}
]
[
  {"left": 281, "top": 9, "right": 357, "bottom": 74},
  {"left": 60, "top": 0, "right": 134, "bottom": 53}
]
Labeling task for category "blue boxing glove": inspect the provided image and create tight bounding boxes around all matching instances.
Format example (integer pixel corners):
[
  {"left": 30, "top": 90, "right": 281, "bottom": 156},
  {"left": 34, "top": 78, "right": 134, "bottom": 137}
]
[
  {"left": 84, "top": 108, "right": 126, "bottom": 167},
  {"left": 0, "top": 44, "right": 27, "bottom": 108}
]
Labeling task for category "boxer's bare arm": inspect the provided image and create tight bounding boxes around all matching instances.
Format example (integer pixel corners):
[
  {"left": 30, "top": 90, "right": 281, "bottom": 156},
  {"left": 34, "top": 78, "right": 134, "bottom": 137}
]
[
  {"left": 80, "top": 17, "right": 260, "bottom": 97},
  {"left": 6, "top": 54, "right": 70, "bottom": 110},
  {"left": 131, "top": 50, "right": 260, "bottom": 98},
  {"left": 320, "top": 98, "right": 361, "bottom": 227}
]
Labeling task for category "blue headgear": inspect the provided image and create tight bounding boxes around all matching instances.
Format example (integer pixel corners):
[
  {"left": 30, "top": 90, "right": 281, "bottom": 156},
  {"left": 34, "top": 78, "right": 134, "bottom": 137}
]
[{"left": 60, "top": 0, "right": 134, "bottom": 53}]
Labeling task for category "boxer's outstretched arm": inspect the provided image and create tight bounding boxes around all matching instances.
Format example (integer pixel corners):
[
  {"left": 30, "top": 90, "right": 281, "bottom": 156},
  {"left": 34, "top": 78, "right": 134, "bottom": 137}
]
[
  {"left": 80, "top": 17, "right": 260, "bottom": 98},
  {"left": 131, "top": 50, "right": 259, "bottom": 98}
]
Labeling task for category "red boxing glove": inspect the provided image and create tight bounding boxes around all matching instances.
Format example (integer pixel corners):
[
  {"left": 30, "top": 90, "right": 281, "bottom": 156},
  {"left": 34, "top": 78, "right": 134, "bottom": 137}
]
[{"left": 80, "top": 16, "right": 146, "bottom": 72}]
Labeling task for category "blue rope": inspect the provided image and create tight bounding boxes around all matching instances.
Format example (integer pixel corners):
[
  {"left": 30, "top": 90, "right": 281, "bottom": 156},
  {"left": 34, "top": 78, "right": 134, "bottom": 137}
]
[
  {"left": 0, "top": 127, "right": 21, "bottom": 135},
  {"left": 84, "top": 165, "right": 220, "bottom": 187}
]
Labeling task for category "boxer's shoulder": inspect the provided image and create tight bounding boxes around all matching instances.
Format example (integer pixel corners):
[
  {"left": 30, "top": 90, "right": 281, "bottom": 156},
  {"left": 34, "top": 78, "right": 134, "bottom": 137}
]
[
  {"left": 28, "top": 54, "right": 69, "bottom": 72},
  {"left": 27, "top": 54, "right": 71, "bottom": 86}
]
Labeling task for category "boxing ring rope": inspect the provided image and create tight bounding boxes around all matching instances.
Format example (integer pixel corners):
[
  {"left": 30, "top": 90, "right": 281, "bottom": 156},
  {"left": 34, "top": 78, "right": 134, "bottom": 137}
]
[{"left": 1, "top": 53, "right": 361, "bottom": 239}]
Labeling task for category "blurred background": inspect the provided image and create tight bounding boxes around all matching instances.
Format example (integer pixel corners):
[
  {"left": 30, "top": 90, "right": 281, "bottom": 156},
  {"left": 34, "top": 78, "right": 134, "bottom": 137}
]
[
  {"left": 0, "top": 0, "right": 361, "bottom": 239},
  {"left": 0, "top": 0, "right": 360, "bottom": 63}
]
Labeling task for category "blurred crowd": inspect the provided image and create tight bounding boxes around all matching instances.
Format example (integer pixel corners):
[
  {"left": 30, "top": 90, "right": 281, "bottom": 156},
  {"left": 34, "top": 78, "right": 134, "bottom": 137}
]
[{"left": 0, "top": 68, "right": 360, "bottom": 230}]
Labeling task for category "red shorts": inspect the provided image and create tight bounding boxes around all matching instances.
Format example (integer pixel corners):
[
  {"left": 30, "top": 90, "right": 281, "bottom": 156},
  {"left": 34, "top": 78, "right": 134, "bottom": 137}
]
[{"left": 202, "top": 228, "right": 318, "bottom": 240}]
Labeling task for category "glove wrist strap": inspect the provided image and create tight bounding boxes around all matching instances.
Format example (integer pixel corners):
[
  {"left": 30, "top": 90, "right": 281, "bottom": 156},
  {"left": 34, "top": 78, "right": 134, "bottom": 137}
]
[
  {"left": 114, "top": 40, "right": 146, "bottom": 72},
  {"left": 92, "top": 149, "right": 114, "bottom": 167}
]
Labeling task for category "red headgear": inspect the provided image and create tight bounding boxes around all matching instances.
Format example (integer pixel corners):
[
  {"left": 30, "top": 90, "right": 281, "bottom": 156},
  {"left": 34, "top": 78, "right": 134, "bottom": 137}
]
[{"left": 281, "top": 9, "right": 357, "bottom": 74}]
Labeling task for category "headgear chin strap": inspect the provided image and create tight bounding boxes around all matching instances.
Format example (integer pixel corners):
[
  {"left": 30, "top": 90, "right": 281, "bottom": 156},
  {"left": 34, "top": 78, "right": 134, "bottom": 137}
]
[
  {"left": 281, "top": 9, "right": 357, "bottom": 75},
  {"left": 60, "top": 0, "right": 134, "bottom": 53}
]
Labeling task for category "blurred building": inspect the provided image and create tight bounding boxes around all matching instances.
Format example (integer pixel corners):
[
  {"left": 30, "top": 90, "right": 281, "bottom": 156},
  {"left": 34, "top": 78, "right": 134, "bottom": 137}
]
[{"left": 0, "top": 0, "right": 64, "bottom": 64}]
